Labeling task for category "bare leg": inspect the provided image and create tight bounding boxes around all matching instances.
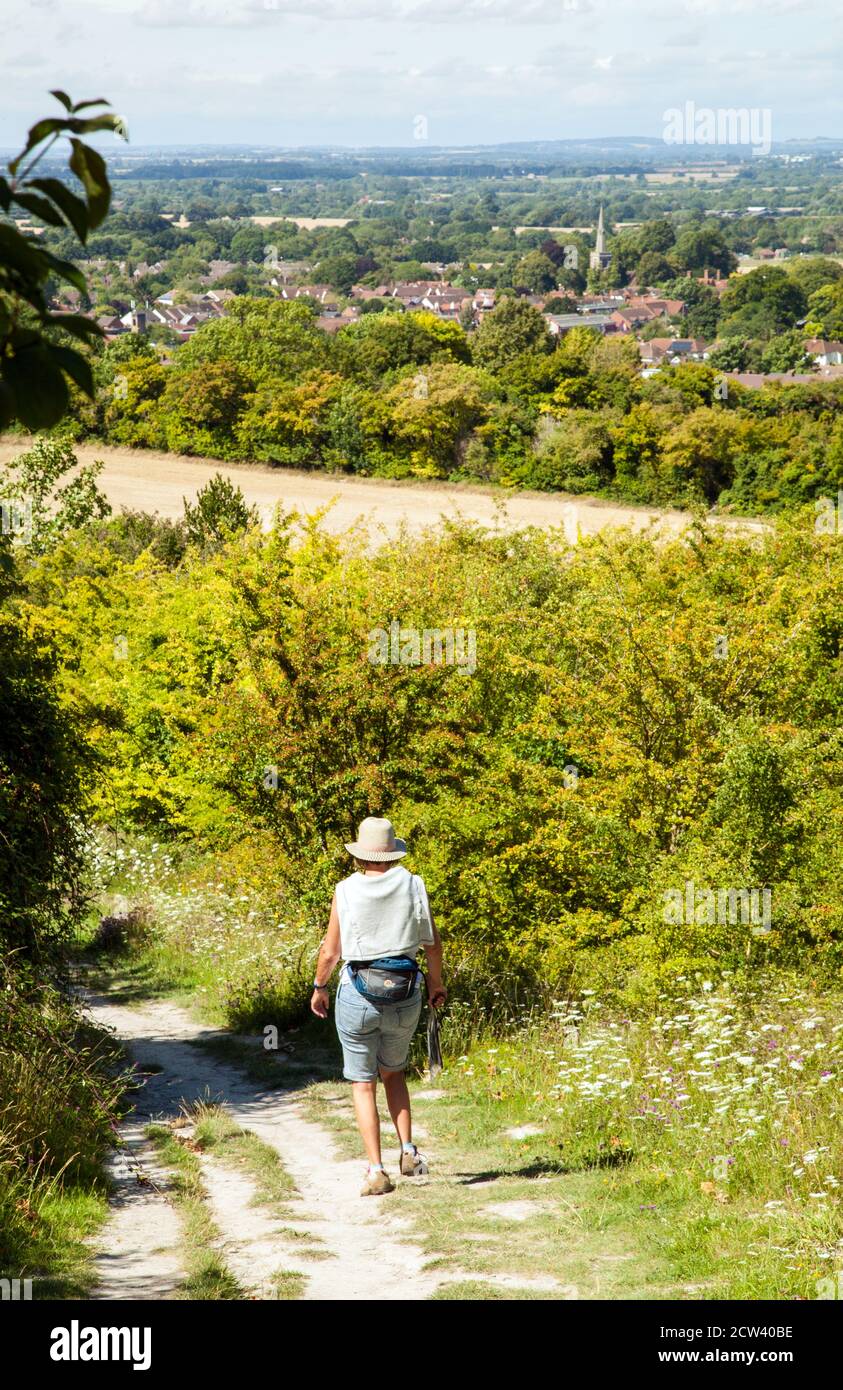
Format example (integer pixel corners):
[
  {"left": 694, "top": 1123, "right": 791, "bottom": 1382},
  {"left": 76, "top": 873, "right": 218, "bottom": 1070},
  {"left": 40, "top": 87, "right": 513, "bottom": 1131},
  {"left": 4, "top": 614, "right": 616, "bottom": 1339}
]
[
  {"left": 351, "top": 1080, "right": 382, "bottom": 1164},
  {"left": 379, "top": 1066, "right": 412, "bottom": 1146}
]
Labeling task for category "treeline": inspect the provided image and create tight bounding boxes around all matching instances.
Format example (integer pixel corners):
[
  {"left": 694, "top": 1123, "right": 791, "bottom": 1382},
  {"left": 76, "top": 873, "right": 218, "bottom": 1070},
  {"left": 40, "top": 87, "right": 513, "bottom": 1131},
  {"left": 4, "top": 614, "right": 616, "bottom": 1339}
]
[
  {"left": 66, "top": 295, "right": 843, "bottom": 512},
  {"left": 0, "top": 542, "right": 125, "bottom": 1282}
]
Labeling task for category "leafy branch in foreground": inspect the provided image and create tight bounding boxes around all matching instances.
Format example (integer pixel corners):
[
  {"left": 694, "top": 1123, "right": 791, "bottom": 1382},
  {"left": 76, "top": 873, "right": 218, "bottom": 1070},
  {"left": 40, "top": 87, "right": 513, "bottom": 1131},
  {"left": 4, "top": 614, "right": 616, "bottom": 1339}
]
[{"left": 0, "top": 90, "right": 127, "bottom": 430}]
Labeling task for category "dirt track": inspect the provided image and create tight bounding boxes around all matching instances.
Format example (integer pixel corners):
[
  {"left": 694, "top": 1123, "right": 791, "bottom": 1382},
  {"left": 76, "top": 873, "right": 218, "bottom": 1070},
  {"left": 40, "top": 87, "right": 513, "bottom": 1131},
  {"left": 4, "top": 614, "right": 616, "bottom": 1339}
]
[
  {"left": 0, "top": 439, "right": 767, "bottom": 543},
  {"left": 82, "top": 989, "right": 476, "bottom": 1301}
]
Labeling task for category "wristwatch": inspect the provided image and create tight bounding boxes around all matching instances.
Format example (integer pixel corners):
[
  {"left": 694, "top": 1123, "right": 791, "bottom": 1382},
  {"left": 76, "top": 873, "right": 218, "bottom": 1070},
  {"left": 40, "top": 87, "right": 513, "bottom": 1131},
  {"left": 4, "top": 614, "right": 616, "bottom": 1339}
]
[{"left": 312, "top": 981, "right": 328, "bottom": 990}]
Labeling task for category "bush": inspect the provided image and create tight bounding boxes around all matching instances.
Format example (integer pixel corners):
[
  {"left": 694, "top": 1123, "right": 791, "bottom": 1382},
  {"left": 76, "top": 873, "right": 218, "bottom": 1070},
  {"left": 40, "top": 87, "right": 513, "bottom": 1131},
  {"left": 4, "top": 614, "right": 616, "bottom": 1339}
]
[{"left": 24, "top": 508, "right": 843, "bottom": 1014}]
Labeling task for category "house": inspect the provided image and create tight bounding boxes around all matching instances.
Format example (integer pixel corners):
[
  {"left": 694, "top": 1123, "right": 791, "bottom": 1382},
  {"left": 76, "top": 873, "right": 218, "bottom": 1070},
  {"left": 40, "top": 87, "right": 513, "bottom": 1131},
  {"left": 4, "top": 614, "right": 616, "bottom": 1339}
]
[
  {"left": 420, "top": 289, "right": 471, "bottom": 320},
  {"left": 472, "top": 288, "right": 496, "bottom": 312},
  {"left": 546, "top": 313, "right": 612, "bottom": 337},
  {"left": 96, "top": 314, "right": 126, "bottom": 338},
  {"left": 391, "top": 281, "right": 446, "bottom": 306},
  {"left": 626, "top": 296, "right": 686, "bottom": 318},
  {"left": 610, "top": 306, "right": 659, "bottom": 333},
  {"left": 202, "top": 288, "right": 236, "bottom": 309},
  {"left": 639, "top": 338, "right": 710, "bottom": 366},
  {"left": 804, "top": 339, "right": 843, "bottom": 366},
  {"left": 468, "top": 288, "right": 496, "bottom": 324},
  {"left": 200, "top": 259, "right": 239, "bottom": 284},
  {"left": 578, "top": 296, "right": 624, "bottom": 315},
  {"left": 294, "top": 285, "right": 338, "bottom": 307},
  {"left": 350, "top": 284, "right": 391, "bottom": 300},
  {"left": 132, "top": 259, "right": 168, "bottom": 281},
  {"left": 315, "top": 315, "right": 349, "bottom": 334},
  {"left": 698, "top": 269, "right": 730, "bottom": 293},
  {"left": 721, "top": 368, "right": 843, "bottom": 390}
]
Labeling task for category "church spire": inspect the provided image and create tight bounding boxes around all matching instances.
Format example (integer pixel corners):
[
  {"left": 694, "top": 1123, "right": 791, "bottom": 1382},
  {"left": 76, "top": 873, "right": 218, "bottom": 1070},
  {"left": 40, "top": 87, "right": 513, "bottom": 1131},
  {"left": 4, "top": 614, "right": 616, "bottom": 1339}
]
[{"left": 589, "top": 205, "right": 611, "bottom": 271}]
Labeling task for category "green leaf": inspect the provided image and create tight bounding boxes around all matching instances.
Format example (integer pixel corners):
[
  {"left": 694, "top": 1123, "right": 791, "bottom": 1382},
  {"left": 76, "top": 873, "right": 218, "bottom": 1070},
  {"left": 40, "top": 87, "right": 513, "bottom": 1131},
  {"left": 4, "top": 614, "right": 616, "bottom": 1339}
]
[
  {"left": 70, "top": 98, "right": 110, "bottom": 113},
  {"left": 8, "top": 119, "right": 65, "bottom": 174},
  {"left": 8, "top": 325, "right": 44, "bottom": 350},
  {"left": 39, "top": 249, "right": 87, "bottom": 293},
  {"left": 68, "top": 139, "right": 110, "bottom": 231},
  {"left": 28, "top": 179, "right": 90, "bottom": 242},
  {"left": 11, "top": 190, "right": 66, "bottom": 228},
  {"left": 50, "top": 90, "right": 73, "bottom": 112},
  {"left": 0, "top": 178, "right": 9, "bottom": 212},
  {"left": 0, "top": 223, "right": 48, "bottom": 279},
  {"left": 47, "top": 343, "right": 95, "bottom": 398},
  {"left": 2, "top": 344, "right": 69, "bottom": 430},
  {"left": 68, "top": 115, "right": 124, "bottom": 139},
  {"left": 49, "top": 314, "right": 104, "bottom": 341},
  {"left": 0, "top": 280, "right": 49, "bottom": 319}
]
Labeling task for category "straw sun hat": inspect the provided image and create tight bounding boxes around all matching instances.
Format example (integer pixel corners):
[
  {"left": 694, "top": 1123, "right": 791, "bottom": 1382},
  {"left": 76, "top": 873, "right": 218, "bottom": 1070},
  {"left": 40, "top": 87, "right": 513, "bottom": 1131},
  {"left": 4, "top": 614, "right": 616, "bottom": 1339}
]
[{"left": 344, "top": 816, "right": 408, "bottom": 862}]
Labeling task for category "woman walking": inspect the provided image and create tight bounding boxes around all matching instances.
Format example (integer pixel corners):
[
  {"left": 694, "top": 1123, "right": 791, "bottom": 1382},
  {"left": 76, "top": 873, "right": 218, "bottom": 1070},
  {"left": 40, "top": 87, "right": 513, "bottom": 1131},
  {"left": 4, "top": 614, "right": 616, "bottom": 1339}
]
[{"left": 310, "top": 817, "right": 446, "bottom": 1196}]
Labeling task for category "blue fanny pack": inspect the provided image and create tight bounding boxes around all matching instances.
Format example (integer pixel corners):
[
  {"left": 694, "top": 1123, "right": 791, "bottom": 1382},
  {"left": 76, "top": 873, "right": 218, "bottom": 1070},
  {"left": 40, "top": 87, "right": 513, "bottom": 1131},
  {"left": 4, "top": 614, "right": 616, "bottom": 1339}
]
[{"left": 349, "top": 956, "right": 419, "bottom": 1004}]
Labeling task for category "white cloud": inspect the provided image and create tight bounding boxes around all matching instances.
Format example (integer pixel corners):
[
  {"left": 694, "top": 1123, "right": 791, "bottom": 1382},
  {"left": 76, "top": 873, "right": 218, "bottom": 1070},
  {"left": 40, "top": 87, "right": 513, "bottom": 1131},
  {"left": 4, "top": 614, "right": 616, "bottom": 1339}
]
[
  {"left": 133, "top": 0, "right": 596, "bottom": 25},
  {"left": 0, "top": 0, "right": 840, "bottom": 144}
]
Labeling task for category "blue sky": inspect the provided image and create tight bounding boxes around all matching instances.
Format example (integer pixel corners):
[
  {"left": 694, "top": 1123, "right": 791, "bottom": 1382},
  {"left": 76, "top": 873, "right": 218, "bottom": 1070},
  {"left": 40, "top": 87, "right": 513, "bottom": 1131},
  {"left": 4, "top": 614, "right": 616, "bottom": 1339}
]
[{"left": 2, "top": 0, "right": 840, "bottom": 148}]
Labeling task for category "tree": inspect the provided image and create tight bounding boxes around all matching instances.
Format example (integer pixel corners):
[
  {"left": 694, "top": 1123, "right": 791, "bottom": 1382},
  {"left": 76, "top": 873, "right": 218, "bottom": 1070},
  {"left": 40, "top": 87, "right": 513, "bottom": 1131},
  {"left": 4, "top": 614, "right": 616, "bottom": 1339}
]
[
  {"left": 229, "top": 225, "right": 269, "bottom": 264},
  {"left": 720, "top": 266, "right": 807, "bottom": 337},
  {"left": 668, "top": 277, "right": 721, "bottom": 339},
  {"left": 760, "top": 330, "right": 812, "bottom": 374},
  {"left": 314, "top": 253, "right": 361, "bottom": 294},
  {"left": 0, "top": 91, "right": 127, "bottom": 428},
  {"left": 183, "top": 473, "right": 260, "bottom": 551},
  {"left": 807, "top": 281, "right": 843, "bottom": 339},
  {"left": 787, "top": 256, "right": 843, "bottom": 300},
  {"left": 0, "top": 560, "right": 90, "bottom": 965},
  {"left": 514, "top": 250, "right": 559, "bottom": 294},
  {"left": 341, "top": 310, "right": 470, "bottom": 381},
  {"left": 543, "top": 295, "right": 578, "bottom": 315},
  {"left": 159, "top": 360, "right": 251, "bottom": 458},
  {"left": 661, "top": 407, "right": 737, "bottom": 502},
  {"left": 671, "top": 224, "right": 736, "bottom": 276},
  {"left": 471, "top": 298, "right": 552, "bottom": 372},
  {"left": 540, "top": 238, "right": 566, "bottom": 266},
  {"left": 523, "top": 411, "right": 612, "bottom": 493},
  {"left": 177, "top": 297, "right": 331, "bottom": 386},
  {"left": 636, "top": 251, "right": 675, "bottom": 287},
  {"left": 638, "top": 219, "right": 676, "bottom": 255},
  {"left": 708, "top": 338, "right": 758, "bottom": 373},
  {"left": 383, "top": 362, "right": 495, "bottom": 477},
  {"left": 0, "top": 435, "right": 111, "bottom": 555}
]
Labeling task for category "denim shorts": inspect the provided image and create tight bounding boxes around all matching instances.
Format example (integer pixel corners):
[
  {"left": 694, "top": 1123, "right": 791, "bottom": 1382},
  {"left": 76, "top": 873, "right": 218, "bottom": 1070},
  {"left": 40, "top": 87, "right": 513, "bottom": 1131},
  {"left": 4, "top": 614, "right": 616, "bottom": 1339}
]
[{"left": 335, "top": 965, "right": 423, "bottom": 1082}]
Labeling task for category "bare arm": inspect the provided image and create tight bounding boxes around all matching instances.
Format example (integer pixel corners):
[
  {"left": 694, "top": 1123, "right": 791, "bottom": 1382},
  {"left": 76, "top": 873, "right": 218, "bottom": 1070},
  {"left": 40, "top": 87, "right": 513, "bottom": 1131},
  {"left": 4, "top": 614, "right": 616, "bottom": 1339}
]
[
  {"left": 423, "top": 909, "right": 446, "bottom": 1009},
  {"left": 310, "top": 892, "right": 342, "bottom": 1019}
]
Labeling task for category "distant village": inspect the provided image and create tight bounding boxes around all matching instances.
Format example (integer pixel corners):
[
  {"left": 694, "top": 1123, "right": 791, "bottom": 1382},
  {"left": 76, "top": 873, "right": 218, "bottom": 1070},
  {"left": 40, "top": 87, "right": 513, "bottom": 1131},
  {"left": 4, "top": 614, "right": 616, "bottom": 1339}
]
[{"left": 54, "top": 205, "right": 843, "bottom": 392}]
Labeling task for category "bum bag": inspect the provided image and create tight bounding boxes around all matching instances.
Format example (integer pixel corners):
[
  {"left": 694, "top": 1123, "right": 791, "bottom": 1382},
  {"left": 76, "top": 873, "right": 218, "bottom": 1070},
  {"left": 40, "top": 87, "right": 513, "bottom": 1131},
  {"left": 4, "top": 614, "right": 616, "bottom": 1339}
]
[{"left": 349, "top": 956, "right": 420, "bottom": 1004}]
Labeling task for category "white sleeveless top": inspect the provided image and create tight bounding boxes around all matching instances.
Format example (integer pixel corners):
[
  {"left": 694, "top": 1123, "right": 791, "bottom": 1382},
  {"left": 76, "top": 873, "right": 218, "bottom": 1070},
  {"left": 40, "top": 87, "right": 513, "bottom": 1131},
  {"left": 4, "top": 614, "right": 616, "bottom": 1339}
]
[{"left": 334, "top": 865, "right": 434, "bottom": 961}]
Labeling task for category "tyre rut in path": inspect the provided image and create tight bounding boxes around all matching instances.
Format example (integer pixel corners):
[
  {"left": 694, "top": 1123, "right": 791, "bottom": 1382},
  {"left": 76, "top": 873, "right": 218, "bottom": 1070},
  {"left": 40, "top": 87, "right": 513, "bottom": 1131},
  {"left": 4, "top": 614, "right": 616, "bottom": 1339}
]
[{"left": 83, "top": 990, "right": 446, "bottom": 1301}]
